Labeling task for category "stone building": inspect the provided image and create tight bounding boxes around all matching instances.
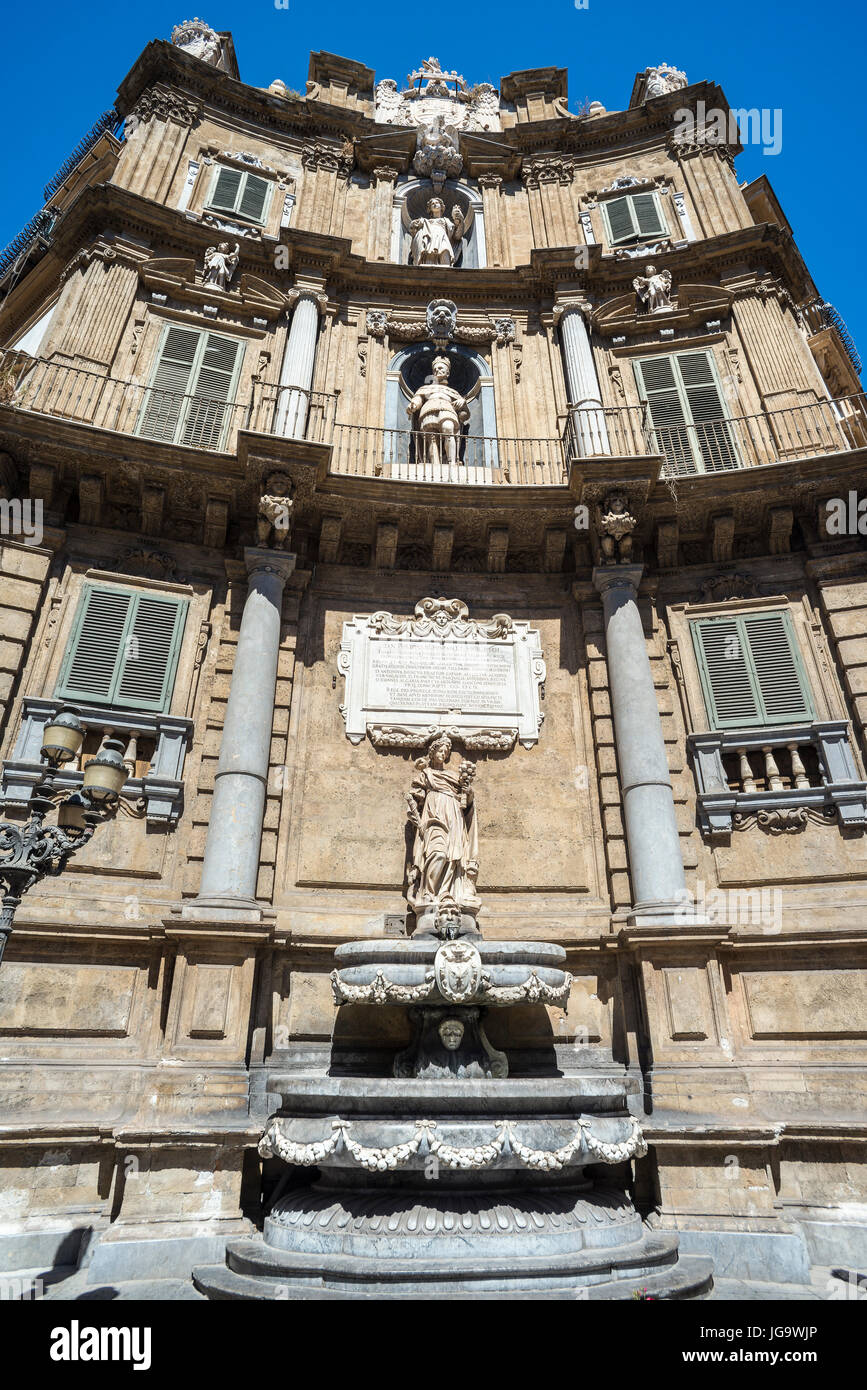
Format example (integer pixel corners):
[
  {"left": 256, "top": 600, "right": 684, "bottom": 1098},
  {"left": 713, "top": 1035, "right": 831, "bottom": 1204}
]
[{"left": 0, "top": 24, "right": 865, "bottom": 1292}]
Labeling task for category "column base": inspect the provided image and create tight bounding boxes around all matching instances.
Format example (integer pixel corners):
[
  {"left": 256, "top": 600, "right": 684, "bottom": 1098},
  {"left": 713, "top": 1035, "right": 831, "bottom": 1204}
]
[{"left": 177, "top": 897, "right": 276, "bottom": 926}]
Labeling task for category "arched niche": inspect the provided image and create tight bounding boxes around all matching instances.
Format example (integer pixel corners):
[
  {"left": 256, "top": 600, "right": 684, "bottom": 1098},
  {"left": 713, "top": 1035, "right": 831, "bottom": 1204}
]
[
  {"left": 385, "top": 343, "right": 498, "bottom": 469},
  {"left": 390, "top": 179, "right": 486, "bottom": 269}
]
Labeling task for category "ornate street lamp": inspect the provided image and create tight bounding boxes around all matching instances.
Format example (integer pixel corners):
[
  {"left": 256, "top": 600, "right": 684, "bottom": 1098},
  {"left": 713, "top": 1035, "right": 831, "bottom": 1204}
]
[{"left": 0, "top": 708, "right": 129, "bottom": 965}]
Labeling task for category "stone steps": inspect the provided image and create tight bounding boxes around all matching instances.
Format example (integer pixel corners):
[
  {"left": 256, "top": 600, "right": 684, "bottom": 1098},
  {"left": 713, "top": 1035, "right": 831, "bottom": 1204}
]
[{"left": 192, "top": 1230, "right": 712, "bottom": 1299}]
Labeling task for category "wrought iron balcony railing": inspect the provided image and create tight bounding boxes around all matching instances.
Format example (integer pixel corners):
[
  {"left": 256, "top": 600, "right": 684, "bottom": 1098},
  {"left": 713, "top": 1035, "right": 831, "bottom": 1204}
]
[
  {"left": 1, "top": 351, "right": 866, "bottom": 483},
  {"left": 0, "top": 351, "right": 338, "bottom": 452},
  {"left": 562, "top": 392, "right": 867, "bottom": 474}
]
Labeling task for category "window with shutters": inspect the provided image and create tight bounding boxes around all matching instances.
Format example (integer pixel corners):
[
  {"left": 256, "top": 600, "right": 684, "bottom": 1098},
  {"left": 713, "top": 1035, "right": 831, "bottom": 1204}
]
[
  {"left": 600, "top": 191, "right": 667, "bottom": 247},
  {"left": 56, "top": 584, "right": 188, "bottom": 713},
  {"left": 634, "top": 351, "right": 741, "bottom": 475},
  {"left": 690, "top": 611, "right": 815, "bottom": 730},
  {"left": 136, "top": 324, "right": 244, "bottom": 450},
  {"left": 205, "top": 165, "right": 272, "bottom": 225}
]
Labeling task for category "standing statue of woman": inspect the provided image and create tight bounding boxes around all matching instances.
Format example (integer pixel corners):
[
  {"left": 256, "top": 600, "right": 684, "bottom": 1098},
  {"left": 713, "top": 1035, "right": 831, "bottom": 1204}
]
[
  {"left": 409, "top": 197, "right": 465, "bottom": 267},
  {"left": 406, "top": 732, "right": 480, "bottom": 935}
]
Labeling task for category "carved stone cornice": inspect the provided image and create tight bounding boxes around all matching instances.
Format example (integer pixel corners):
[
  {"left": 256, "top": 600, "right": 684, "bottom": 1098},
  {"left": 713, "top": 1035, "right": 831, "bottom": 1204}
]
[
  {"left": 59, "top": 241, "right": 143, "bottom": 285},
  {"left": 522, "top": 154, "right": 574, "bottom": 188},
  {"left": 126, "top": 83, "right": 202, "bottom": 131},
  {"left": 301, "top": 138, "right": 355, "bottom": 177}
]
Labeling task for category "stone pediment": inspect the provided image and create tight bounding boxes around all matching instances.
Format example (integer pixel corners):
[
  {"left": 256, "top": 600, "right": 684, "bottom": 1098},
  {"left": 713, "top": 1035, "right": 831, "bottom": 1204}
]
[
  {"left": 592, "top": 281, "right": 733, "bottom": 337},
  {"left": 138, "top": 258, "right": 286, "bottom": 321}
]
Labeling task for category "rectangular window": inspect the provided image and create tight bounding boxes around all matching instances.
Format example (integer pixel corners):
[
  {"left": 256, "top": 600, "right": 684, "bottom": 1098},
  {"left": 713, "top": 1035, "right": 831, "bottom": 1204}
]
[
  {"left": 136, "top": 324, "right": 244, "bottom": 450},
  {"left": 56, "top": 584, "right": 188, "bottom": 713},
  {"left": 634, "top": 351, "right": 740, "bottom": 474},
  {"left": 690, "top": 610, "right": 815, "bottom": 729},
  {"left": 601, "top": 191, "right": 667, "bottom": 246},
  {"left": 205, "top": 166, "right": 272, "bottom": 225}
]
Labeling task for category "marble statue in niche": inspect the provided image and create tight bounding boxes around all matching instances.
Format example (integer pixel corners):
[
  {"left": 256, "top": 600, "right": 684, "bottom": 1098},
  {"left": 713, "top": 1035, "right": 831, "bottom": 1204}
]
[
  {"left": 633, "top": 265, "right": 673, "bottom": 313},
  {"left": 203, "top": 241, "right": 240, "bottom": 291},
  {"left": 409, "top": 197, "right": 465, "bottom": 267},
  {"left": 406, "top": 731, "right": 480, "bottom": 935},
  {"left": 406, "top": 356, "right": 470, "bottom": 468}
]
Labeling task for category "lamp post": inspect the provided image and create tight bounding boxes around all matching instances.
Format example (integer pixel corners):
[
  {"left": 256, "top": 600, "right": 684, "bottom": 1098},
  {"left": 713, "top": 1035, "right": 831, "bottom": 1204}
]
[{"left": 0, "top": 707, "right": 129, "bottom": 966}]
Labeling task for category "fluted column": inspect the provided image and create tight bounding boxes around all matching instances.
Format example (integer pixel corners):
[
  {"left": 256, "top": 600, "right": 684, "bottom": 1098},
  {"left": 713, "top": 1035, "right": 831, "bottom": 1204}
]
[
  {"left": 594, "top": 565, "right": 686, "bottom": 916},
  {"left": 194, "top": 549, "right": 295, "bottom": 908},
  {"left": 556, "top": 301, "right": 610, "bottom": 456},
  {"left": 275, "top": 287, "right": 326, "bottom": 438}
]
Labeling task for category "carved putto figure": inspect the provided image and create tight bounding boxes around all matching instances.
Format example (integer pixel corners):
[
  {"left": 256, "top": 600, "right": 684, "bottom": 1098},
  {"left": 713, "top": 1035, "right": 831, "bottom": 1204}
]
[
  {"left": 406, "top": 732, "right": 480, "bottom": 935},
  {"left": 256, "top": 471, "right": 293, "bottom": 549},
  {"left": 406, "top": 356, "right": 469, "bottom": 468},
  {"left": 171, "top": 18, "right": 222, "bottom": 66},
  {"left": 633, "top": 264, "right": 673, "bottom": 313},
  {"left": 203, "top": 241, "right": 239, "bottom": 291},
  {"left": 409, "top": 197, "right": 465, "bottom": 267},
  {"left": 598, "top": 491, "right": 638, "bottom": 564},
  {"left": 644, "top": 63, "right": 687, "bottom": 98}
]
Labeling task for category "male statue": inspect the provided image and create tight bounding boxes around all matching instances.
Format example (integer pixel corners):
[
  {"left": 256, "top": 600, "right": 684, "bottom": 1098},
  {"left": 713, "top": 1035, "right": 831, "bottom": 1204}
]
[
  {"left": 406, "top": 356, "right": 470, "bottom": 469},
  {"left": 409, "top": 197, "right": 465, "bottom": 267}
]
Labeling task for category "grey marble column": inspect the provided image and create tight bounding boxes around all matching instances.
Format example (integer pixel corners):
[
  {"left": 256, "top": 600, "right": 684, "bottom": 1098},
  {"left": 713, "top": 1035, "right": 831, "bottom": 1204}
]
[
  {"left": 593, "top": 564, "right": 686, "bottom": 915},
  {"left": 275, "top": 291, "right": 323, "bottom": 439},
  {"left": 558, "top": 304, "right": 610, "bottom": 456},
  {"left": 195, "top": 548, "right": 295, "bottom": 908}
]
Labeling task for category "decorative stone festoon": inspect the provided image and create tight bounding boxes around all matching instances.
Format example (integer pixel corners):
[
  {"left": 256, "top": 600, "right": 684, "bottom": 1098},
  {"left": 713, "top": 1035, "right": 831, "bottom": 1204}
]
[
  {"left": 274, "top": 288, "right": 325, "bottom": 438},
  {"left": 194, "top": 548, "right": 295, "bottom": 908},
  {"left": 556, "top": 303, "right": 611, "bottom": 456},
  {"left": 593, "top": 564, "right": 687, "bottom": 917}
]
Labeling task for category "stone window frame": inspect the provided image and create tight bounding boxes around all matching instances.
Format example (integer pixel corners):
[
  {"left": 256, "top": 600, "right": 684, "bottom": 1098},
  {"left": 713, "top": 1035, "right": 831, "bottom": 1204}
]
[
  {"left": 0, "top": 566, "right": 207, "bottom": 826},
  {"left": 187, "top": 148, "right": 297, "bottom": 240},
  {"left": 668, "top": 592, "right": 867, "bottom": 834},
  {"left": 592, "top": 180, "right": 674, "bottom": 251}
]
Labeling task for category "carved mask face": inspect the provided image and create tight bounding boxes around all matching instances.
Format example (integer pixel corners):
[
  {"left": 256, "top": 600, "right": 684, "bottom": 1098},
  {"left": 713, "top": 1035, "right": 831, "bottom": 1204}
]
[{"left": 438, "top": 1019, "right": 464, "bottom": 1051}]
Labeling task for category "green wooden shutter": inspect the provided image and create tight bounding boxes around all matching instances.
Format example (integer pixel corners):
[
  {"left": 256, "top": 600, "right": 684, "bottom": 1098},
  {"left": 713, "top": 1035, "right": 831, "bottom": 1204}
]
[
  {"left": 57, "top": 585, "right": 187, "bottom": 712},
  {"left": 137, "top": 325, "right": 201, "bottom": 442},
  {"left": 676, "top": 352, "right": 738, "bottom": 472},
  {"left": 209, "top": 166, "right": 244, "bottom": 212},
  {"left": 604, "top": 196, "right": 636, "bottom": 244},
  {"left": 634, "top": 355, "right": 696, "bottom": 475},
  {"left": 57, "top": 586, "right": 134, "bottom": 703},
  {"left": 115, "top": 594, "right": 188, "bottom": 711},
  {"left": 631, "top": 191, "right": 666, "bottom": 237},
  {"left": 237, "top": 173, "right": 269, "bottom": 223},
  {"left": 691, "top": 611, "right": 814, "bottom": 729},
  {"left": 181, "top": 332, "right": 243, "bottom": 449},
  {"left": 635, "top": 352, "right": 739, "bottom": 474}
]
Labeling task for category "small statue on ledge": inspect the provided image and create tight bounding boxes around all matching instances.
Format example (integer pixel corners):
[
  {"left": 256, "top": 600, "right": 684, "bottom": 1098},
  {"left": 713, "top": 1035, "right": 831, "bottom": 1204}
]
[
  {"left": 203, "top": 241, "right": 240, "bottom": 291},
  {"left": 633, "top": 264, "right": 673, "bottom": 313},
  {"left": 598, "top": 491, "right": 638, "bottom": 564},
  {"left": 256, "top": 471, "right": 293, "bottom": 550},
  {"left": 406, "top": 731, "right": 480, "bottom": 938}
]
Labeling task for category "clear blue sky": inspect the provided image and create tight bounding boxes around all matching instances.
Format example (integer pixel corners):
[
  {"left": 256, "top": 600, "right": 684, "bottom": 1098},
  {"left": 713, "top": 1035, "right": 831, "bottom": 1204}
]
[{"left": 2, "top": 0, "right": 865, "bottom": 371}]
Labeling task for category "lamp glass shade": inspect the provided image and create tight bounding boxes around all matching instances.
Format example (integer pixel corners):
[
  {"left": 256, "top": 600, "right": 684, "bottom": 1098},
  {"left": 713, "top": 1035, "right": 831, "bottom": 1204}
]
[
  {"left": 58, "top": 794, "right": 89, "bottom": 831},
  {"left": 41, "top": 710, "right": 85, "bottom": 764},
  {"left": 82, "top": 739, "right": 129, "bottom": 803}
]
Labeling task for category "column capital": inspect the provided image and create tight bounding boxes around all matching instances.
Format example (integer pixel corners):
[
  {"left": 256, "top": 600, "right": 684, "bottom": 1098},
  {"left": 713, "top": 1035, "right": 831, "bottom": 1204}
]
[
  {"left": 592, "top": 563, "right": 644, "bottom": 597},
  {"left": 243, "top": 547, "right": 297, "bottom": 583},
  {"left": 553, "top": 296, "right": 592, "bottom": 326},
  {"left": 286, "top": 284, "right": 328, "bottom": 315}
]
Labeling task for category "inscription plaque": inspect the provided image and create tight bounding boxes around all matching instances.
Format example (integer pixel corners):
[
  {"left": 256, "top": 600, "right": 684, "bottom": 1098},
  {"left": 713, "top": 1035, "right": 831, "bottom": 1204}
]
[{"left": 338, "top": 597, "right": 545, "bottom": 750}]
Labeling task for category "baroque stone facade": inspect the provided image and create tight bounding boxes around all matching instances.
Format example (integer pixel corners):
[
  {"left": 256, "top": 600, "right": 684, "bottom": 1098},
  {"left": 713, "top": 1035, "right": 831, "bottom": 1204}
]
[{"left": 0, "top": 25, "right": 865, "bottom": 1293}]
